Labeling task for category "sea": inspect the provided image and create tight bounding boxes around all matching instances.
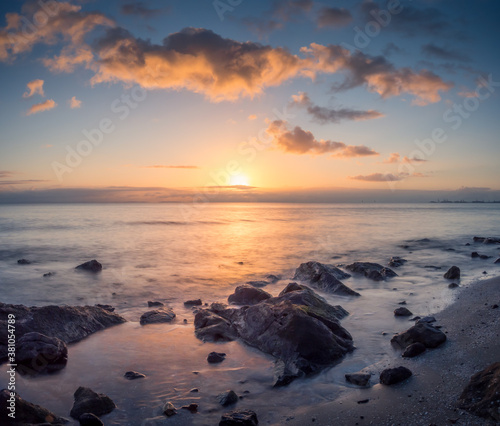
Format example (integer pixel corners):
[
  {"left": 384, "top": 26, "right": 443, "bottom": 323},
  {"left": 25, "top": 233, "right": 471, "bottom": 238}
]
[{"left": 0, "top": 203, "right": 499, "bottom": 425}]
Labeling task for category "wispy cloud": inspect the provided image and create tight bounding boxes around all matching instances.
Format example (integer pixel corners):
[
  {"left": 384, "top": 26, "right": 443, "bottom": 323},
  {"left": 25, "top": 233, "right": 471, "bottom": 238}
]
[
  {"left": 248, "top": 114, "right": 258, "bottom": 121},
  {"left": 23, "top": 79, "right": 44, "bottom": 98},
  {"left": 120, "top": 2, "right": 166, "bottom": 18},
  {"left": 402, "top": 156, "right": 428, "bottom": 164},
  {"left": 69, "top": 96, "right": 82, "bottom": 109},
  {"left": 141, "top": 165, "right": 200, "bottom": 169},
  {"left": 26, "top": 99, "right": 57, "bottom": 116},
  {"left": 381, "top": 153, "right": 400, "bottom": 164},
  {"left": 316, "top": 7, "right": 352, "bottom": 28},
  {"left": 0, "top": 171, "right": 15, "bottom": 178},
  {"left": 421, "top": 43, "right": 470, "bottom": 63},
  {"left": 350, "top": 172, "right": 428, "bottom": 182}
]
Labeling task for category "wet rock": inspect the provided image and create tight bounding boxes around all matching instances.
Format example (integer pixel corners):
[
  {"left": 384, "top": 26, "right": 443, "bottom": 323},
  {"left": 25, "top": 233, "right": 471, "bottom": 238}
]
[
  {"left": 147, "top": 301, "right": 163, "bottom": 307},
  {"left": 181, "top": 403, "right": 198, "bottom": 413},
  {"left": 444, "top": 266, "right": 460, "bottom": 280},
  {"left": 424, "top": 265, "right": 442, "bottom": 270},
  {"left": 345, "top": 262, "right": 397, "bottom": 281},
  {"left": 194, "top": 309, "right": 238, "bottom": 342},
  {"left": 474, "top": 236, "right": 500, "bottom": 244},
  {"left": 228, "top": 285, "right": 271, "bottom": 305},
  {"left": 0, "top": 389, "right": 68, "bottom": 424},
  {"left": 480, "top": 255, "right": 491, "bottom": 260},
  {"left": 16, "top": 332, "right": 68, "bottom": 375},
  {"left": 388, "top": 257, "right": 407, "bottom": 267},
  {"left": 43, "top": 272, "right": 55, "bottom": 277},
  {"left": 273, "top": 359, "right": 300, "bottom": 387},
  {"left": 79, "top": 413, "right": 104, "bottom": 426},
  {"left": 495, "top": 258, "right": 500, "bottom": 264},
  {"left": 416, "top": 316, "right": 436, "bottom": 324},
  {"left": 380, "top": 366, "right": 412, "bottom": 385},
  {"left": 17, "top": 259, "right": 31, "bottom": 265},
  {"left": 207, "top": 351, "right": 226, "bottom": 363},
  {"left": 95, "top": 304, "right": 114, "bottom": 312},
  {"left": 471, "top": 252, "right": 480, "bottom": 258},
  {"left": 293, "top": 261, "right": 359, "bottom": 295},
  {"left": 458, "top": 362, "right": 500, "bottom": 421},
  {"left": 189, "top": 388, "right": 199, "bottom": 393},
  {"left": 217, "top": 390, "right": 238, "bottom": 406},
  {"left": 266, "top": 274, "right": 281, "bottom": 283},
  {"left": 75, "top": 260, "right": 102, "bottom": 273},
  {"left": 184, "top": 299, "right": 202, "bottom": 306},
  {"left": 124, "top": 371, "right": 146, "bottom": 380},
  {"left": 70, "top": 387, "right": 116, "bottom": 419},
  {"left": 398, "top": 300, "right": 407, "bottom": 305},
  {"left": 163, "top": 401, "right": 177, "bottom": 417},
  {"left": 345, "top": 372, "right": 371, "bottom": 387},
  {"left": 402, "top": 342, "right": 426, "bottom": 358},
  {"left": 391, "top": 323, "right": 446, "bottom": 349},
  {"left": 139, "top": 308, "right": 175, "bottom": 325},
  {"left": 246, "top": 281, "right": 269, "bottom": 288},
  {"left": 219, "top": 409, "right": 258, "bottom": 426},
  {"left": 448, "top": 283, "right": 459, "bottom": 288},
  {"left": 394, "top": 307, "right": 413, "bottom": 317}
]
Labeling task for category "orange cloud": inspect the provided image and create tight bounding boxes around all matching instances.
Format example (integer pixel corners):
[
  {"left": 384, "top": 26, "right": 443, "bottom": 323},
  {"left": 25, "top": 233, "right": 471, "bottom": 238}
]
[
  {"left": 26, "top": 99, "right": 57, "bottom": 115},
  {"left": 69, "top": 96, "right": 82, "bottom": 108},
  {"left": 402, "top": 156, "right": 428, "bottom": 163},
  {"left": 23, "top": 79, "right": 44, "bottom": 98},
  {"left": 382, "top": 153, "right": 400, "bottom": 164},
  {"left": 350, "top": 172, "right": 429, "bottom": 182},
  {"left": 248, "top": 114, "right": 258, "bottom": 120}
]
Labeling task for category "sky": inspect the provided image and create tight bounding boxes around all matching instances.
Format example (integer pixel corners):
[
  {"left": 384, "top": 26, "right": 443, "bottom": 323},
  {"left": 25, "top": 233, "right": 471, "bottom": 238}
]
[{"left": 0, "top": 0, "right": 499, "bottom": 203}]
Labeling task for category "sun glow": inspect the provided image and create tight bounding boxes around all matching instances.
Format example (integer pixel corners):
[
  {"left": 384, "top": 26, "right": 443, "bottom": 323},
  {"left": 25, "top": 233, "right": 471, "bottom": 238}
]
[{"left": 230, "top": 174, "right": 250, "bottom": 186}]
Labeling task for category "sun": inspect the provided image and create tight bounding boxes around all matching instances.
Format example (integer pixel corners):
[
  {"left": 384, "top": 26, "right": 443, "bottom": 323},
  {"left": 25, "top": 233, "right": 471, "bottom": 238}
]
[{"left": 230, "top": 174, "right": 250, "bottom": 186}]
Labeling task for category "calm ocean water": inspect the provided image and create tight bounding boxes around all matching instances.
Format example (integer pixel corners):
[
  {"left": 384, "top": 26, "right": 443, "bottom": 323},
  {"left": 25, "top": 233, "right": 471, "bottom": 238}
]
[{"left": 0, "top": 203, "right": 499, "bottom": 425}]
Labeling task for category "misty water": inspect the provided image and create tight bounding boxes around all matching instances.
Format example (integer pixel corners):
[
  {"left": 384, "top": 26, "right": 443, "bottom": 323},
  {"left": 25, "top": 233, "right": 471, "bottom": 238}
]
[{"left": 0, "top": 203, "right": 499, "bottom": 425}]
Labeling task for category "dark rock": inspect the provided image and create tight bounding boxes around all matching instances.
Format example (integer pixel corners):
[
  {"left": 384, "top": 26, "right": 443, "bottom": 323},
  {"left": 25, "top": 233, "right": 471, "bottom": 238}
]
[
  {"left": 483, "top": 271, "right": 488, "bottom": 274},
  {"left": 458, "top": 362, "right": 500, "bottom": 421},
  {"left": 217, "top": 390, "right": 238, "bottom": 406},
  {"left": 416, "top": 316, "right": 436, "bottom": 324},
  {"left": 345, "top": 262, "right": 397, "bottom": 281},
  {"left": 465, "top": 243, "right": 471, "bottom": 246},
  {"left": 388, "top": 257, "right": 407, "bottom": 267},
  {"left": 147, "top": 301, "right": 163, "bottom": 307},
  {"left": 95, "top": 304, "right": 114, "bottom": 312},
  {"left": 394, "top": 307, "right": 413, "bottom": 317},
  {"left": 75, "top": 260, "right": 102, "bottom": 273},
  {"left": 380, "top": 366, "right": 412, "bottom": 385},
  {"left": 189, "top": 388, "right": 199, "bottom": 393},
  {"left": 0, "top": 303, "right": 125, "bottom": 363},
  {"left": 357, "top": 399, "right": 369, "bottom": 404},
  {"left": 246, "top": 281, "right": 269, "bottom": 288},
  {"left": 79, "top": 413, "right": 104, "bottom": 426},
  {"left": 16, "top": 332, "right": 68, "bottom": 375},
  {"left": 124, "top": 371, "right": 146, "bottom": 380},
  {"left": 474, "top": 236, "right": 500, "bottom": 244},
  {"left": 443, "top": 266, "right": 460, "bottom": 280},
  {"left": 194, "top": 309, "right": 238, "bottom": 342},
  {"left": 480, "top": 255, "right": 490, "bottom": 260},
  {"left": 207, "top": 351, "right": 226, "bottom": 363},
  {"left": 139, "top": 308, "right": 175, "bottom": 325},
  {"left": 181, "top": 403, "right": 198, "bottom": 413},
  {"left": 163, "top": 401, "right": 177, "bottom": 417},
  {"left": 273, "top": 359, "right": 300, "bottom": 387},
  {"left": 424, "top": 265, "right": 442, "bottom": 270},
  {"left": 345, "top": 372, "right": 371, "bottom": 387},
  {"left": 266, "top": 274, "right": 281, "bottom": 283},
  {"left": 495, "top": 258, "right": 500, "bottom": 264},
  {"left": 43, "top": 272, "right": 55, "bottom": 277},
  {"left": 228, "top": 285, "right": 271, "bottom": 305},
  {"left": 492, "top": 304, "right": 498, "bottom": 309},
  {"left": 410, "top": 316, "right": 421, "bottom": 321},
  {"left": 17, "top": 259, "right": 31, "bottom": 265},
  {"left": 391, "top": 323, "right": 446, "bottom": 349},
  {"left": 184, "top": 299, "right": 202, "bottom": 306},
  {"left": 219, "top": 409, "right": 258, "bottom": 426},
  {"left": 293, "top": 261, "right": 359, "bottom": 295},
  {"left": 471, "top": 252, "right": 480, "bottom": 258},
  {"left": 70, "top": 387, "right": 115, "bottom": 419},
  {"left": 402, "top": 342, "right": 426, "bottom": 358},
  {"left": 0, "top": 389, "right": 68, "bottom": 424},
  {"left": 448, "top": 283, "right": 459, "bottom": 288},
  {"left": 398, "top": 300, "right": 407, "bottom": 305}
]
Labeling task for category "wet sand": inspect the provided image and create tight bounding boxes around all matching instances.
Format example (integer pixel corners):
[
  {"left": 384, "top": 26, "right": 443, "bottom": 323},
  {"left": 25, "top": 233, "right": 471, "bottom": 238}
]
[{"left": 287, "top": 275, "right": 500, "bottom": 426}]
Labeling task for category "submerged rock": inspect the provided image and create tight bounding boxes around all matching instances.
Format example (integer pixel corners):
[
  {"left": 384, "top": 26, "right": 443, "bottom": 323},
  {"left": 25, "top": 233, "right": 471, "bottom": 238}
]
[
  {"left": 388, "top": 257, "right": 407, "bottom": 267},
  {"left": 293, "top": 261, "right": 359, "bottom": 296},
  {"left": 471, "top": 252, "right": 480, "bottom": 258},
  {"left": 0, "top": 389, "right": 68, "bottom": 424},
  {"left": 79, "top": 413, "right": 104, "bottom": 426},
  {"left": 473, "top": 236, "right": 500, "bottom": 244},
  {"left": 217, "top": 390, "right": 238, "bottom": 406},
  {"left": 219, "top": 409, "right": 258, "bottom": 426},
  {"left": 494, "top": 258, "right": 500, "bottom": 264},
  {"left": 246, "top": 280, "right": 269, "bottom": 288},
  {"left": 228, "top": 285, "right": 271, "bottom": 305},
  {"left": 345, "top": 372, "right": 371, "bottom": 387},
  {"left": 124, "top": 371, "right": 146, "bottom": 380},
  {"left": 391, "top": 323, "right": 446, "bottom": 349},
  {"left": 17, "top": 259, "right": 31, "bottom": 265},
  {"left": 184, "top": 299, "right": 202, "bottom": 306},
  {"left": 70, "top": 387, "right": 115, "bottom": 419},
  {"left": 444, "top": 266, "right": 460, "bottom": 279},
  {"left": 402, "top": 342, "right": 426, "bottom": 358},
  {"left": 181, "top": 403, "right": 198, "bottom": 413},
  {"left": 147, "top": 301, "right": 164, "bottom": 307},
  {"left": 266, "top": 274, "right": 281, "bottom": 283},
  {"left": 345, "top": 262, "right": 397, "bottom": 281},
  {"left": 207, "top": 352, "right": 226, "bottom": 363},
  {"left": 75, "top": 260, "right": 102, "bottom": 273},
  {"left": 16, "top": 332, "right": 68, "bottom": 375},
  {"left": 394, "top": 307, "right": 412, "bottom": 317},
  {"left": 416, "top": 316, "right": 436, "bottom": 324},
  {"left": 448, "top": 282, "right": 459, "bottom": 288},
  {"left": 139, "top": 308, "right": 175, "bottom": 325},
  {"left": 380, "top": 366, "right": 412, "bottom": 385},
  {"left": 458, "top": 362, "right": 500, "bottom": 421}
]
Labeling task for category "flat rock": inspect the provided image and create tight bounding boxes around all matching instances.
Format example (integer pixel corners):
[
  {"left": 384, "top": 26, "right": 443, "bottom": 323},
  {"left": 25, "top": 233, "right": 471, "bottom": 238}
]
[
  {"left": 458, "top": 362, "right": 500, "bottom": 421},
  {"left": 75, "top": 260, "right": 102, "bottom": 272},
  {"left": 219, "top": 409, "right": 258, "bottom": 426},
  {"left": 207, "top": 351, "right": 226, "bottom": 363},
  {"left": 416, "top": 316, "right": 436, "bottom": 324},
  {"left": 139, "top": 308, "right": 175, "bottom": 325},
  {"left": 17, "top": 259, "right": 31, "bottom": 265},
  {"left": 345, "top": 372, "right": 371, "bottom": 387},
  {"left": 394, "top": 307, "right": 412, "bottom": 317},
  {"left": 391, "top": 323, "right": 446, "bottom": 349},
  {"left": 95, "top": 304, "right": 114, "bottom": 312},
  {"left": 147, "top": 301, "right": 164, "bottom": 307},
  {"left": 444, "top": 266, "right": 460, "bottom": 279},
  {"left": 345, "top": 262, "right": 397, "bottom": 281},
  {"left": 124, "top": 371, "right": 146, "bottom": 380},
  {"left": 79, "top": 413, "right": 104, "bottom": 425},
  {"left": 70, "top": 387, "right": 115, "bottom": 419},
  {"left": 217, "top": 390, "right": 238, "bottom": 406},
  {"left": 228, "top": 285, "right": 271, "bottom": 305},
  {"left": 16, "top": 332, "right": 68, "bottom": 375},
  {"left": 380, "top": 366, "right": 412, "bottom": 385},
  {"left": 293, "top": 261, "right": 359, "bottom": 296},
  {"left": 402, "top": 342, "right": 426, "bottom": 358},
  {"left": 184, "top": 299, "right": 202, "bottom": 306}
]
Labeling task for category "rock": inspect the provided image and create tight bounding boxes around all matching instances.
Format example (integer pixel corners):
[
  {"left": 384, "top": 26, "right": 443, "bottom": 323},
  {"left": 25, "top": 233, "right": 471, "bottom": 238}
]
[
  {"left": 95, "top": 304, "right": 114, "bottom": 312},
  {"left": 124, "top": 371, "right": 146, "bottom": 380},
  {"left": 184, "top": 299, "right": 202, "bottom": 306},
  {"left": 147, "top": 301, "right": 163, "bottom": 307},
  {"left": 480, "top": 255, "right": 490, "bottom": 260},
  {"left": 394, "top": 307, "right": 413, "bottom": 317},
  {"left": 391, "top": 323, "right": 447, "bottom": 349},
  {"left": 444, "top": 266, "right": 460, "bottom": 279},
  {"left": 402, "top": 342, "right": 426, "bottom": 358},
  {"left": 495, "top": 258, "right": 500, "bottom": 264},
  {"left": 458, "top": 362, "right": 500, "bottom": 421},
  {"left": 43, "top": 272, "right": 55, "bottom": 277},
  {"left": 345, "top": 262, "right": 397, "bottom": 281},
  {"left": 273, "top": 359, "right": 300, "bottom": 387},
  {"left": 217, "top": 390, "right": 238, "bottom": 406},
  {"left": 17, "top": 259, "right": 31, "bottom": 265},
  {"left": 448, "top": 283, "right": 459, "bottom": 288},
  {"left": 471, "top": 252, "right": 480, "bottom": 258},
  {"left": 398, "top": 300, "right": 407, "bottom": 305},
  {"left": 189, "top": 388, "right": 199, "bottom": 393},
  {"left": 75, "top": 260, "right": 102, "bottom": 272},
  {"left": 266, "top": 274, "right": 281, "bottom": 283},
  {"left": 416, "top": 316, "right": 436, "bottom": 324},
  {"left": 345, "top": 372, "right": 371, "bottom": 387},
  {"left": 380, "top": 366, "right": 412, "bottom": 385},
  {"left": 474, "top": 236, "right": 500, "bottom": 244},
  {"left": 0, "top": 303, "right": 125, "bottom": 363},
  {"left": 207, "top": 351, "right": 226, "bottom": 363},
  {"left": 388, "top": 257, "right": 407, "bottom": 267},
  {"left": 0, "top": 389, "right": 68, "bottom": 424},
  {"left": 139, "top": 308, "right": 175, "bottom": 325},
  {"left": 70, "top": 387, "right": 116, "bottom": 419},
  {"left": 293, "top": 261, "right": 359, "bottom": 296},
  {"left": 219, "top": 409, "right": 258, "bottom": 426},
  {"left": 181, "top": 403, "right": 198, "bottom": 413},
  {"left": 228, "top": 285, "right": 271, "bottom": 305},
  {"left": 16, "top": 332, "right": 68, "bottom": 375},
  {"left": 79, "top": 413, "right": 104, "bottom": 426},
  {"left": 246, "top": 280, "right": 269, "bottom": 288},
  {"left": 194, "top": 309, "right": 238, "bottom": 342},
  {"left": 163, "top": 401, "right": 177, "bottom": 417},
  {"left": 424, "top": 265, "right": 442, "bottom": 270}
]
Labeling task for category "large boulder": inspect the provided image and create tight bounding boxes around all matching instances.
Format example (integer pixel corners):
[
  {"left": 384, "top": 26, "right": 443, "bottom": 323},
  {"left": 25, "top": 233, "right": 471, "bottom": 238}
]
[
  {"left": 458, "top": 362, "right": 500, "bottom": 421},
  {"left": 345, "top": 262, "right": 397, "bottom": 281},
  {"left": 194, "top": 309, "right": 238, "bottom": 342},
  {"left": 228, "top": 285, "right": 271, "bottom": 305},
  {"left": 391, "top": 323, "right": 447, "bottom": 349},
  {"left": 139, "top": 308, "right": 176, "bottom": 325},
  {"left": 444, "top": 266, "right": 460, "bottom": 279},
  {"left": 75, "top": 260, "right": 102, "bottom": 273},
  {"left": 70, "top": 387, "right": 115, "bottom": 419},
  {"left": 293, "top": 261, "right": 359, "bottom": 296},
  {"left": 0, "top": 303, "right": 125, "bottom": 363},
  {"left": 380, "top": 366, "right": 412, "bottom": 385},
  {"left": 16, "top": 332, "right": 68, "bottom": 375}
]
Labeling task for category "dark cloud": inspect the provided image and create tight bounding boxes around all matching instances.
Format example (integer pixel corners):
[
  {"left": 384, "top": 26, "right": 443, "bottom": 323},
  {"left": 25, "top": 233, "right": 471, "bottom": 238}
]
[
  {"left": 382, "top": 42, "right": 402, "bottom": 57},
  {"left": 317, "top": 7, "right": 352, "bottom": 28},
  {"left": 421, "top": 43, "right": 470, "bottom": 62},
  {"left": 120, "top": 2, "right": 165, "bottom": 18}
]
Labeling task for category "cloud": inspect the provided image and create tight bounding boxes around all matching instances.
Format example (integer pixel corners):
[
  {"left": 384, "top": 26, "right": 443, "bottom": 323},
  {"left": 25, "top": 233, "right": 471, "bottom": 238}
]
[
  {"left": 350, "top": 172, "right": 428, "bottom": 182},
  {"left": 26, "top": 99, "right": 57, "bottom": 115},
  {"left": 382, "top": 153, "right": 400, "bottom": 164},
  {"left": 421, "top": 43, "right": 470, "bottom": 62},
  {"left": 382, "top": 42, "right": 402, "bottom": 57},
  {"left": 402, "top": 156, "right": 428, "bottom": 163},
  {"left": 69, "top": 96, "right": 82, "bottom": 108},
  {"left": 291, "top": 92, "right": 384, "bottom": 124},
  {"left": 457, "top": 89, "right": 479, "bottom": 98},
  {"left": 142, "top": 165, "right": 199, "bottom": 169},
  {"left": 120, "top": 2, "right": 165, "bottom": 18},
  {"left": 457, "top": 186, "right": 491, "bottom": 192},
  {"left": 266, "top": 120, "right": 379, "bottom": 157},
  {"left": 23, "top": 79, "right": 45, "bottom": 98},
  {"left": 316, "top": 7, "right": 352, "bottom": 28},
  {"left": 0, "top": 171, "right": 15, "bottom": 178},
  {"left": 0, "top": 179, "right": 49, "bottom": 186},
  {"left": 248, "top": 114, "right": 257, "bottom": 120}
]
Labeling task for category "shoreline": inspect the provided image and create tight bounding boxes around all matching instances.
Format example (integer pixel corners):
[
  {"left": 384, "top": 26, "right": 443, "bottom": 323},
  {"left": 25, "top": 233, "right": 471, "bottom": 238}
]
[{"left": 287, "top": 275, "right": 500, "bottom": 426}]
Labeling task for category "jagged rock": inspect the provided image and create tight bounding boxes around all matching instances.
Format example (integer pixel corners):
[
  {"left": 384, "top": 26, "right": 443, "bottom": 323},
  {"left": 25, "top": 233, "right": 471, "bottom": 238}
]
[
  {"left": 345, "top": 372, "right": 371, "bottom": 387},
  {"left": 163, "top": 401, "right": 177, "bottom": 417},
  {"left": 402, "top": 342, "right": 426, "bottom": 358},
  {"left": 389, "top": 257, "right": 407, "bottom": 267},
  {"left": 79, "top": 413, "right": 104, "bottom": 425},
  {"left": 380, "top": 366, "right": 412, "bottom": 385},
  {"left": 219, "top": 409, "right": 258, "bottom": 426},
  {"left": 194, "top": 310, "right": 237, "bottom": 342},
  {"left": 444, "top": 266, "right": 460, "bottom": 279},
  {"left": 95, "top": 304, "right": 114, "bottom": 312},
  {"left": 139, "top": 308, "right": 175, "bottom": 325},
  {"left": 293, "top": 261, "right": 359, "bottom": 295},
  {"left": 394, "top": 307, "right": 413, "bottom": 317},
  {"left": 0, "top": 389, "right": 68, "bottom": 424},
  {"left": 124, "top": 371, "right": 145, "bottom": 380},
  {"left": 70, "top": 387, "right": 115, "bottom": 419},
  {"left": 184, "top": 299, "right": 202, "bottom": 306},
  {"left": 17, "top": 259, "right": 31, "bottom": 265},
  {"left": 75, "top": 260, "right": 102, "bottom": 272},
  {"left": 147, "top": 301, "right": 164, "bottom": 307},
  {"left": 228, "top": 285, "right": 271, "bottom": 305},
  {"left": 345, "top": 262, "right": 397, "bottom": 281},
  {"left": 495, "top": 258, "right": 500, "bottom": 264},
  {"left": 207, "top": 352, "right": 226, "bottom": 363},
  {"left": 458, "top": 362, "right": 500, "bottom": 421},
  {"left": 16, "top": 332, "right": 68, "bottom": 375},
  {"left": 217, "top": 390, "right": 238, "bottom": 406},
  {"left": 391, "top": 323, "right": 446, "bottom": 349}
]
